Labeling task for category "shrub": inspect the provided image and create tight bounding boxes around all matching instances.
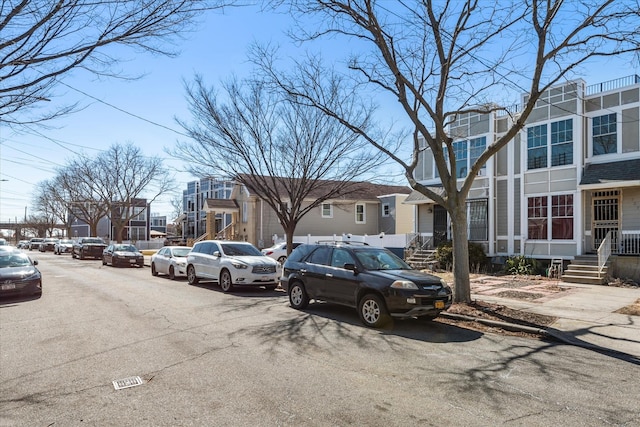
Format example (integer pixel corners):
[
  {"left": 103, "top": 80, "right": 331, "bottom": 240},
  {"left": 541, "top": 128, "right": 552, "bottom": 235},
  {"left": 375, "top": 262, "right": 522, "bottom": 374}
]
[
  {"left": 504, "top": 255, "right": 540, "bottom": 275},
  {"left": 435, "top": 241, "right": 487, "bottom": 271}
]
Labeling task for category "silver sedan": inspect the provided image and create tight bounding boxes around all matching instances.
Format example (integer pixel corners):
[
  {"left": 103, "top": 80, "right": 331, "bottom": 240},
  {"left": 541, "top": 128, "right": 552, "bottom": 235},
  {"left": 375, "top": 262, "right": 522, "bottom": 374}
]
[{"left": 150, "top": 246, "right": 192, "bottom": 280}]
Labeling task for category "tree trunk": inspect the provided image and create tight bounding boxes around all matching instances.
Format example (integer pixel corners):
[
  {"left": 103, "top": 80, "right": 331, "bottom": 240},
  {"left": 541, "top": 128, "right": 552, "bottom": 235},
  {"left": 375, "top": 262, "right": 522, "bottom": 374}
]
[
  {"left": 90, "top": 222, "right": 98, "bottom": 237},
  {"left": 285, "top": 223, "right": 297, "bottom": 257},
  {"left": 450, "top": 204, "right": 472, "bottom": 303}
]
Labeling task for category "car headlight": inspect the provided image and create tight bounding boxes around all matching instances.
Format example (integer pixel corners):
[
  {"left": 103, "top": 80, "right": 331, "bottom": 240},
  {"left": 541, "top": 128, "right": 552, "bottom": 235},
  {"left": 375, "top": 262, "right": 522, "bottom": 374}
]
[
  {"left": 177, "top": 261, "right": 186, "bottom": 267},
  {"left": 231, "top": 261, "right": 248, "bottom": 269},
  {"left": 440, "top": 279, "right": 452, "bottom": 291},
  {"left": 390, "top": 280, "right": 419, "bottom": 290}
]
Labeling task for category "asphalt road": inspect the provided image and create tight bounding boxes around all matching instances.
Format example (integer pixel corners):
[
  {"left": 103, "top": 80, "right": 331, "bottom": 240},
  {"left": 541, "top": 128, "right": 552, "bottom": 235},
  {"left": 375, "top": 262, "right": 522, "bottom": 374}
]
[{"left": 1, "top": 251, "right": 639, "bottom": 426}]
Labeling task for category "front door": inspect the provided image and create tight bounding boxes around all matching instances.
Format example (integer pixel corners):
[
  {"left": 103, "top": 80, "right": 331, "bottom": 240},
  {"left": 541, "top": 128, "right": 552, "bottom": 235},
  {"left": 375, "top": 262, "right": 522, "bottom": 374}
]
[
  {"left": 433, "top": 205, "right": 448, "bottom": 247},
  {"left": 592, "top": 190, "right": 620, "bottom": 251}
]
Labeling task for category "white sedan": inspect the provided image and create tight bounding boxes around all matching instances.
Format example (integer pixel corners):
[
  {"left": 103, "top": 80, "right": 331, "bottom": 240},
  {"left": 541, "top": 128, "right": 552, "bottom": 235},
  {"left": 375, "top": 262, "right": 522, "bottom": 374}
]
[
  {"left": 151, "top": 246, "right": 192, "bottom": 280},
  {"left": 261, "top": 242, "right": 303, "bottom": 263}
]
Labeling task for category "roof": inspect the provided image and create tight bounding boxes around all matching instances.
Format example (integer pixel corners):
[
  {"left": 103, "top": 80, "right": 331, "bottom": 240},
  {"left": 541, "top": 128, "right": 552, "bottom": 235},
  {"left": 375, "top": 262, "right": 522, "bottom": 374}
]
[
  {"left": 203, "top": 199, "right": 239, "bottom": 212},
  {"left": 404, "top": 187, "right": 447, "bottom": 204},
  {"left": 237, "top": 174, "right": 410, "bottom": 201},
  {"left": 579, "top": 159, "right": 640, "bottom": 189}
]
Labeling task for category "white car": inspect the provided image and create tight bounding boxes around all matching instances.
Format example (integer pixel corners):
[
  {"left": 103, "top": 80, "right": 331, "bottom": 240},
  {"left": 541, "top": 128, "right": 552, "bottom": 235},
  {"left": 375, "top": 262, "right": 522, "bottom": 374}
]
[
  {"left": 261, "top": 242, "right": 303, "bottom": 263},
  {"left": 151, "top": 246, "right": 192, "bottom": 280},
  {"left": 54, "top": 239, "right": 75, "bottom": 254},
  {"left": 187, "top": 240, "right": 279, "bottom": 292}
]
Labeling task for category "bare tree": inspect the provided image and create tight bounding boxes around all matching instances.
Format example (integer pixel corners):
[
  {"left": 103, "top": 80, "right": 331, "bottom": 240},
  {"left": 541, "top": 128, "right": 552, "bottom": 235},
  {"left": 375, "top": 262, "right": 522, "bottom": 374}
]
[
  {"left": 265, "top": 0, "right": 640, "bottom": 303},
  {"left": 0, "top": 0, "right": 232, "bottom": 125},
  {"left": 173, "top": 74, "right": 385, "bottom": 254},
  {"left": 92, "top": 143, "right": 174, "bottom": 243},
  {"left": 55, "top": 162, "right": 111, "bottom": 237},
  {"left": 33, "top": 179, "right": 72, "bottom": 236}
]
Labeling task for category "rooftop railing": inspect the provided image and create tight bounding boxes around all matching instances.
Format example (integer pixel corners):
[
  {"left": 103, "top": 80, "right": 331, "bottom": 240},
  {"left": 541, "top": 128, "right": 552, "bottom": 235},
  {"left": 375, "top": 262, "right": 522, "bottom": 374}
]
[{"left": 586, "top": 75, "right": 640, "bottom": 95}]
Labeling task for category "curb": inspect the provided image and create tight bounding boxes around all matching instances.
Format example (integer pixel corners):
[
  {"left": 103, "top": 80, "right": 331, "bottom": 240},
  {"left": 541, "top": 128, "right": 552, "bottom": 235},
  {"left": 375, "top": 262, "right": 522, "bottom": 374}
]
[
  {"left": 440, "top": 312, "right": 640, "bottom": 364},
  {"left": 439, "top": 312, "right": 550, "bottom": 336}
]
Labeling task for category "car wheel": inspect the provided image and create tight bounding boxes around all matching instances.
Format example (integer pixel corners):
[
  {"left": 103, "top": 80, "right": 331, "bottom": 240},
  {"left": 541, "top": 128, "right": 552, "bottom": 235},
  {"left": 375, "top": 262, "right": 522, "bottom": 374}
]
[
  {"left": 187, "top": 265, "right": 199, "bottom": 285},
  {"left": 168, "top": 266, "right": 175, "bottom": 280},
  {"left": 277, "top": 256, "right": 286, "bottom": 264},
  {"left": 219, "top": 269, "right": 233, "bottom": 292},
  {"left": 151, "top": 263, "right": 158, "bottom": 276},
  {"left": 358, "top": 294, "right": 391, "bottom": 328},
  {"left": 289, "top": 282, "right": 309, "bottom": 309},
  {"left": 102, "top": 256, "right": 107, "bottom": 265}
]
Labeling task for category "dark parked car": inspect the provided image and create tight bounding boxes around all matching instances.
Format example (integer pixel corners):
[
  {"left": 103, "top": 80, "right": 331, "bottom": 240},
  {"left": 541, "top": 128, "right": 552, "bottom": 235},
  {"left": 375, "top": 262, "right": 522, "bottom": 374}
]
[
  {"left": 72, "top": 237, "right": 107, "bottom": 260},
  {"left": 280, "top": 242, "right": 453, "bottom": 328},
  {"left": 39, "top": 237, "right": 59, "bottom": 252},
  {"left": 0, "top": 247, "right": 42, "bottom": 297},
  {"left": 102, "top": 244, "right": 144, "bottom": 267}
]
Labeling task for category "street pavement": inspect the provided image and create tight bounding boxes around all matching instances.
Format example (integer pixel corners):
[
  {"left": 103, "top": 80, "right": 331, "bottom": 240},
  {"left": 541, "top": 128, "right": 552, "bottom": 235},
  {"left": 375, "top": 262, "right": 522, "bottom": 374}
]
[{"left": 143, "top": 254, "right": 640, "bottom": 362}]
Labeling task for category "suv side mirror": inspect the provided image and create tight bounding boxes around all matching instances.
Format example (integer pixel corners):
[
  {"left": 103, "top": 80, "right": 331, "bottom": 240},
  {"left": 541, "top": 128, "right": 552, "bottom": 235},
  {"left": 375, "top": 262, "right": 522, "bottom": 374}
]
[
  {"left": 344, "top": 263, "right": 358, "bottom": 274},
  {"left": 213, "top": 251, "right": 221, "bottom": 258}
]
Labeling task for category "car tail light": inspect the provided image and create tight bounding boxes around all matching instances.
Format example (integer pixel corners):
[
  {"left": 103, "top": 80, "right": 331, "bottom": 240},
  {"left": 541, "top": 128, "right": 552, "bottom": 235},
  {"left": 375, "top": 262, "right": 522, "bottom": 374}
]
[{"left": 265, "top": 251, "right": 274, "bottom": 255}]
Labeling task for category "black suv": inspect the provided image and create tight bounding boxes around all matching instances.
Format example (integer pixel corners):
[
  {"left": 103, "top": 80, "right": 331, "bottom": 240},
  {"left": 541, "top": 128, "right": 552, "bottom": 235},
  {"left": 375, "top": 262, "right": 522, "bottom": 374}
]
[{"left": 280, "top": 242, "right": 453, "bottom": 327}]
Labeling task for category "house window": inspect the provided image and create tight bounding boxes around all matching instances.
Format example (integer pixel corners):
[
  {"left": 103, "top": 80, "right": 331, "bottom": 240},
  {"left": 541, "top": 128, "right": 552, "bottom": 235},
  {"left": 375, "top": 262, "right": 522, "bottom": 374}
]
[
  {"left": 355, "top": 204, "right": 366, "bottom": 224},
  {"left": 382, "top": 204, "right": 390, "bottom": 217},
  {"left": 128, "top": 226, "right": 146, "bottom": 240},
  {"left": 469, "top": 137, "right": 487, "bottom": 175},
  {"left": 242, "top": 201, "right": 248, "bottom": 223},
  {"left": 551, "top": 195, "right": 573, "bottom": 239},
  {"left": 551, "top": 119, "right": 573, "bottom": 166},
  {"left": 527, "top": 197, "right": 548, "bottom": 239},
  {"left": 528, "top": 195, "right": 574, "bottom": 240},
  {"left": 453, "top": 140, "right": 468, "bottom": 178},
  {"left": 527, "top": 124, "right": 547, "bottom": 169},
  {"left": 321, "top": 203, "right": 333, "bottom": 218},
  {"left": 467, "top": 199, "right": 488, "bottom": 241},
  {"left": 593, "top": 113, "right": 617, "bottom": 155},
  {"left": 132, "top": 207, "right": 146, "bottom": 221}
]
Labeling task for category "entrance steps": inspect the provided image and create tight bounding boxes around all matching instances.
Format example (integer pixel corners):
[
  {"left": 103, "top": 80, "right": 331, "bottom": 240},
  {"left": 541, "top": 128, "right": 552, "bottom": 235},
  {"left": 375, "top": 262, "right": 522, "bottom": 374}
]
[
  {"left": 406, "top": 249, "right": 438, "bottom": 270},
  {"left": 561, "top": 254, "right": 607, "bottom": 285}
]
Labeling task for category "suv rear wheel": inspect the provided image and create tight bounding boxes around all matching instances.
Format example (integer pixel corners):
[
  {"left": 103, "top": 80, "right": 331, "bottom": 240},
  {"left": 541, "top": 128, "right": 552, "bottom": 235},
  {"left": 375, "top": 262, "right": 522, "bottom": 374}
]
[
  {"left": 358, "top": 294, "right": 391, "bottom": 328},
  {"left": 289, "top": 282, "right": 309, "bottom": 309}
]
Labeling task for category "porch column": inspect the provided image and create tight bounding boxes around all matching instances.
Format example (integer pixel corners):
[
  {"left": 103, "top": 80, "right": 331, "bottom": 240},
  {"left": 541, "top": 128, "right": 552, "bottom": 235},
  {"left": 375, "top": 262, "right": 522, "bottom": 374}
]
[{"left": 206, "top": 210, "right": 215, "bottom": 240}]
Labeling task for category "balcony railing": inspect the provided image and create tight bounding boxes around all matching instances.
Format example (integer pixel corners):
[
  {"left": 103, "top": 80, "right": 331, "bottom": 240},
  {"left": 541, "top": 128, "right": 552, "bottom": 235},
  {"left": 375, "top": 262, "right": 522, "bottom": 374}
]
[{"left": 586, "top": 75, "right": 640, "bottom": 95}]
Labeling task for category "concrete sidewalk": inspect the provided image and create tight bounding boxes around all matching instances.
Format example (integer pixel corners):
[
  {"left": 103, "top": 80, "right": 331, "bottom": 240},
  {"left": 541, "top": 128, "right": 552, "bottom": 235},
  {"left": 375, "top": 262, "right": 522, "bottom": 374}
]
[{"left": 473, "top": 282, "right": 640, "bottom": 362}]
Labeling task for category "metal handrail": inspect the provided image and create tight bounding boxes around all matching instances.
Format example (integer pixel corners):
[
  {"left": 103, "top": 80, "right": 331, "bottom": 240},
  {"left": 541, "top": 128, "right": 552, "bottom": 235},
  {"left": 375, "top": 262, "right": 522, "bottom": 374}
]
[
  {"left": 597, "top": 231, "right": 612, "bottom": 278},
  {"left": 215, "top": 222, "right": 235, "bottom": 240}
]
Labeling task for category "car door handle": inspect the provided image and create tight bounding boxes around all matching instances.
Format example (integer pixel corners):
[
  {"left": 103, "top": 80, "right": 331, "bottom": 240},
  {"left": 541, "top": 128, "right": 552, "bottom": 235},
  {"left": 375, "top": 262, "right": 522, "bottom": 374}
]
[{"left": 325, "top": 273, "right": 333, "bottom": 278}]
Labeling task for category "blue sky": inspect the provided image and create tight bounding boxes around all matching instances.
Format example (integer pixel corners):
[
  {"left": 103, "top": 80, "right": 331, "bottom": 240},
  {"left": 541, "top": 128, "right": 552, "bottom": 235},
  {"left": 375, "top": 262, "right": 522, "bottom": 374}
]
[{"left": 1, "top": 4, "right": 638, "bottom": 227}]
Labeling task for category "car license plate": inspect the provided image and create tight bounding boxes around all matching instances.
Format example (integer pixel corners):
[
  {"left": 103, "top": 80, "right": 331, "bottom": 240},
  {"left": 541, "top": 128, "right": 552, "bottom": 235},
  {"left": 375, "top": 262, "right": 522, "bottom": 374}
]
[
  {"left": 434, "top": 300, "right": 445, "bottom": 309},
  {"left": 261, "top": 276, "right": 270, "bottom": 282},
  {"left": 1, "top": 284, "right": 16, "bottom": 290},
  {"left": 130, "top": 259, "right": 136, "bottom": 264}
]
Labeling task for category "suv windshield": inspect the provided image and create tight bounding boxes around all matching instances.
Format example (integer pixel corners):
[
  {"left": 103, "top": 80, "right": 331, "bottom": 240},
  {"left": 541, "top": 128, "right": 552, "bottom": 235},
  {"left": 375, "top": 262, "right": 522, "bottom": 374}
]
[
  {"left": 352, "top": 248, "right": 412, "bottom": 271},
  {"left": 114, "top": 245, "right": 137, "bottom": 252},
  {"left": 220, "top": 243, "right": 262, "bottom": 256},
  {"left": 83, "top": 238, "right": 104, "bottom": 244}
]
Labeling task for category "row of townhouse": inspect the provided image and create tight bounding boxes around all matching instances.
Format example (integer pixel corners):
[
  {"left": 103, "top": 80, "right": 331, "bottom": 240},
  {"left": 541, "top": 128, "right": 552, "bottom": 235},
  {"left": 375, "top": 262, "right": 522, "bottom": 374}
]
[
  {"left": 70, "top": 198, "right": 167, "bottom": 241},
  {"left": 409, "top": 75, "right": 640, "bottom": 280},
  {"left": 180, "top": 177, "right": 413, "bottom": 249},
  {"left": 179, "top": 74, "right": 639, "bottom": 281}
]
